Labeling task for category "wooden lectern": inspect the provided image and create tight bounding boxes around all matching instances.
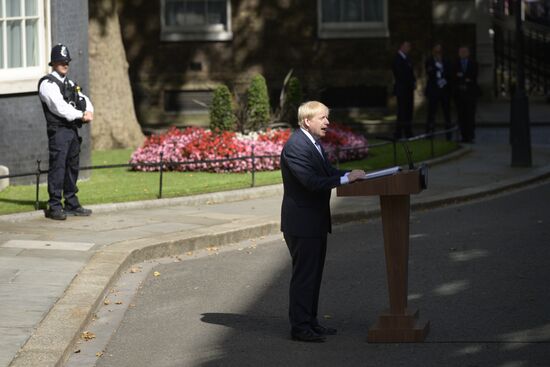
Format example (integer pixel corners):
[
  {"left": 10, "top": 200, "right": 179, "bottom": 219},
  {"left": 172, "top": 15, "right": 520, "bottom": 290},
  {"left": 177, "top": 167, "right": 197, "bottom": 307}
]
[{"left": 337, "top": 168, "right": 430, "bottom": 342}]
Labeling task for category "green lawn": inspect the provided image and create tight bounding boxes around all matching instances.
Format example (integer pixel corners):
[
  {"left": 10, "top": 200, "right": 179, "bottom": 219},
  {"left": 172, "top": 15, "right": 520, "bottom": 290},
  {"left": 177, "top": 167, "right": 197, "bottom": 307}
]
[{"left": 0, "top": 139, "right": 458, "bottom": 215}]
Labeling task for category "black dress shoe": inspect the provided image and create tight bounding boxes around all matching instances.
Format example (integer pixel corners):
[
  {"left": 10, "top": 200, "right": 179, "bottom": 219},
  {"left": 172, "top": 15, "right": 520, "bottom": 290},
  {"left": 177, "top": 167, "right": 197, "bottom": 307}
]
[
  {"left": 291, "top": 329, "right": 326, "bottom": 343},
  {"left": 45, "top": 209, "right": 67, "bottom": 220},
  {"left": 312, "top": 325, "right": 337, "bottom": 336},
  {"left": 64, "top": 206, "right": 92, "bottom": 216}
]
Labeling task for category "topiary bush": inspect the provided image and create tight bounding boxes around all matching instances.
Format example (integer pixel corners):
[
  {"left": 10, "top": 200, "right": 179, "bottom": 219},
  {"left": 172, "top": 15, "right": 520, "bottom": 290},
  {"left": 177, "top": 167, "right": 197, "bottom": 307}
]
[
  {"left": 246, "top": 74, "right": 270, "bottom": 131},
  {"left": 209, "top": 84, "right": 236, "bottom": 132},
  {"left": 282, "top": 76, "right": 303, "bottom": 126}
]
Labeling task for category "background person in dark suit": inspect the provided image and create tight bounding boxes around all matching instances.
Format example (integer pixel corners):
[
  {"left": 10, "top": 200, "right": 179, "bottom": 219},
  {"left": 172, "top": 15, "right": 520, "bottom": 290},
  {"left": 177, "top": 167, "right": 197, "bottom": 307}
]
[
  {"left": 453, "top": 46, "right": 479, "bottom": 143},
  {"left": 424, "top": 43, "right": 452, "bottom": 140},
  {"left": 392, "top": 41, "right": 416, "bottom": 139},
  {"left": 280, "top": 101, "right": 365, "bottom": 342}
]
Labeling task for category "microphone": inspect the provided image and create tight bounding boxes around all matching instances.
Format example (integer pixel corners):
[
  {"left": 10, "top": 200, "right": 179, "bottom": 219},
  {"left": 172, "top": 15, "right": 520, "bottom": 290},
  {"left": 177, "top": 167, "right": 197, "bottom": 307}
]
[
  {"left": 375, "top": 136, "right": 427, "bottom": 188},
  {"left": 374, "top": 136, "right": 415, "bottom": 170},
  {"left": 399, "top": 139, "right": 415, "bottom": 170}
]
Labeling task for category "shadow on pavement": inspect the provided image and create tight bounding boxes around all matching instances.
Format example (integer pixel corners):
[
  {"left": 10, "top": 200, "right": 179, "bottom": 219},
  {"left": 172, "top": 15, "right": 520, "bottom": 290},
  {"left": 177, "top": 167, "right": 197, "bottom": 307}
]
[{"left": 196, "top": 185, "right": 550, "bottom": 367}]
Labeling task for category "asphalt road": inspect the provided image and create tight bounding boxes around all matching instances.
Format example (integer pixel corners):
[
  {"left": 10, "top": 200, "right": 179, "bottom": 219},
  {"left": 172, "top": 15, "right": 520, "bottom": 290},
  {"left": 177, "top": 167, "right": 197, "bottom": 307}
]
[{"left": 78, "top": 182, "right": 550, "bottom": 367}]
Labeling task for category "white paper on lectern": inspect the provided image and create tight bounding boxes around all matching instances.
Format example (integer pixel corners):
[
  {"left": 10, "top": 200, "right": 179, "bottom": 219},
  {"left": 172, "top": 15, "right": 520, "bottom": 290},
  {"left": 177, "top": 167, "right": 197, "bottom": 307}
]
[{"left": 361, "top": 166, "right": 401, "bottom": 180}]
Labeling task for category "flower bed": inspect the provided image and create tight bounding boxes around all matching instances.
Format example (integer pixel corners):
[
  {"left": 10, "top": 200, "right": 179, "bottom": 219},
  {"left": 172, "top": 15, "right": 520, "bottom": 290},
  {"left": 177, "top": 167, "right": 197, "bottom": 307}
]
[
  {"left": 322, "top": 123, "right": 369, "bottom": 162},
  {"left": 130, "top": 125, "right": 368, "bottom": 173}
]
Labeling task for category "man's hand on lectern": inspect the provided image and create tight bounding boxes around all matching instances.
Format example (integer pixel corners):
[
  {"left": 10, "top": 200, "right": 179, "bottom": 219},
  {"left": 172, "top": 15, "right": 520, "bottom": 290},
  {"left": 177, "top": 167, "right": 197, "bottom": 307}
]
[{"left": 348, "top": 169, "right": 366, "bottom": 183}]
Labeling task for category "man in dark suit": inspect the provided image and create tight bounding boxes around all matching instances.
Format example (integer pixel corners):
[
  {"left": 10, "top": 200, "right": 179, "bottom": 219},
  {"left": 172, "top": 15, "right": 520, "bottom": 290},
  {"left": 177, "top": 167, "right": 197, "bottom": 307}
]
[
  {"left": 280, "top": 101, "right": 365, "bottom": 343},
  {"left": 425, "top": 43, "right": 452, "bottom": 140},
  {"left": 453, "top": 46, "right": 479, "bottom": 143},
  {"left": 393, "top": 41, "right": 416, "bottom": 139}
]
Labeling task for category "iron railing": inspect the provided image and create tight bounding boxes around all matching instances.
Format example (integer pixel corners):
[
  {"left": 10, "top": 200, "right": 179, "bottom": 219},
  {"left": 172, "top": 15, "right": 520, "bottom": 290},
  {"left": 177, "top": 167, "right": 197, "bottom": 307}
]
[{"left": 0, "top": 126, "right": 459, "bottom": 211}]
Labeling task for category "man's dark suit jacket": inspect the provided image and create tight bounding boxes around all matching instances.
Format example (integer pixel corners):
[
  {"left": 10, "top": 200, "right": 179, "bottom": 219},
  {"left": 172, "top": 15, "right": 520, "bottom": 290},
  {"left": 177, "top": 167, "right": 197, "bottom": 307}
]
[
  {"left": 424, "top": 57, "right": 451, "bottom": 98},
  {"left": 280, "top": 129, "right": 347, "bottom": 238},
  {"left": 392, "top": 53, "right": 416, "bottom": 97},
  {"left": 453, "top": 58, "right": 479, "bottom": 96}
]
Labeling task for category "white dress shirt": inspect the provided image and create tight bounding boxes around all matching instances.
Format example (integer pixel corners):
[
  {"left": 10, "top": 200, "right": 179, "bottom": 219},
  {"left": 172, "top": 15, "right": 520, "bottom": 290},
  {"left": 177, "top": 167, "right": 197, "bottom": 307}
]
[
  {"left": 300, "top": 128, "right": 350, "bottom": 185},
  {"left": 38, "top": 71, "right": 94, "bottom": 122}
]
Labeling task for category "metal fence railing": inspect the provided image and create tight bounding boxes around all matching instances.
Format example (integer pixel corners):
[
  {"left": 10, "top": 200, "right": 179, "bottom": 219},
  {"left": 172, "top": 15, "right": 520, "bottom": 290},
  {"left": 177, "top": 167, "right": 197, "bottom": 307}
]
[{"left": 0, "top": 126, "right": 459, "bottom": 211}]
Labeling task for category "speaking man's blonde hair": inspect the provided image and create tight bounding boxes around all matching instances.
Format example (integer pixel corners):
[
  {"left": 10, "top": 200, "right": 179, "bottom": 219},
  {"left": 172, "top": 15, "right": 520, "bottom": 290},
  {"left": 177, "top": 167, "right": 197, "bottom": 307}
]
[{"left": 298, "top": 101, "right": 329, "bottom": 128}]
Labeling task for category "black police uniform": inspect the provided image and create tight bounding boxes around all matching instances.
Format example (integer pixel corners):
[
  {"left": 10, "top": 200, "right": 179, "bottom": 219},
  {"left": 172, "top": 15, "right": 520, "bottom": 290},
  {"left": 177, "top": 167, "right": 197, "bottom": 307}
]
[{"left": 38, "top": 44, "right": 92, "bottom": 219}]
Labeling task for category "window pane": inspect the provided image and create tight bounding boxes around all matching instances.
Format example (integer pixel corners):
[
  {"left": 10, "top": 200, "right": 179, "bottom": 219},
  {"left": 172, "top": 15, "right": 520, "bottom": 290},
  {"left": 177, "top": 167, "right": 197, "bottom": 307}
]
[
  {"left": 7, "top": 20, "right": 22, "bottom": 68},
  {"left": 363, "top": 0, "right": 383, "bottom": 21},
  {"left": 342, "top": 0, "right": 362, "bottom": 22},
  {"left": 26, "top": 19, "right": 38, "bottom": 66},
  {"left": 7, "top": 0, "right": 22, "bottom": 17},
  {"left": 322, "top": 0, "right": 340, "bottom": 22},
  {"left": 25, "top": 0, "right": 38, "bottom": 16},
  {"left": 185, "top": 1, "right": 207, "bottom": 26},
  {"left": 165, "top": 0, "right": 185, "bottom": 26},
  {"left": 206, "top": 0, "right": 225, "bottom": 25}
]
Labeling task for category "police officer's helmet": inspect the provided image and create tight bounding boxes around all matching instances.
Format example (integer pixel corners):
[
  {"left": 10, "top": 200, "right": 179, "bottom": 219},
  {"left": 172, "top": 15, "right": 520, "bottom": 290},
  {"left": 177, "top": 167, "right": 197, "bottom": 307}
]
[{"left": 49, "top": 44, "right": 71, "bottom": 66}]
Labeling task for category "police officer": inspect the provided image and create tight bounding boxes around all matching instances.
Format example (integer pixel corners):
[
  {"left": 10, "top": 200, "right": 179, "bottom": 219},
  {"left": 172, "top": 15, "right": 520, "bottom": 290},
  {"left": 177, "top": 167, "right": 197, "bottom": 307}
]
[{"left": 38, "top": 44, "right": 94, "bottom": 220}]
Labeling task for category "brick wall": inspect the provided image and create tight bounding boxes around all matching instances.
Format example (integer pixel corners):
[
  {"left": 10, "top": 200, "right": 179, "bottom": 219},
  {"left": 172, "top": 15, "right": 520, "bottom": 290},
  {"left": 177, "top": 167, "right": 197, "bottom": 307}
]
[
  {"left": 119, "top": 0, "right": 434, "bottom": 128},
  {"left": 0, "top": 0, "right": 91, "bottom": 185}
]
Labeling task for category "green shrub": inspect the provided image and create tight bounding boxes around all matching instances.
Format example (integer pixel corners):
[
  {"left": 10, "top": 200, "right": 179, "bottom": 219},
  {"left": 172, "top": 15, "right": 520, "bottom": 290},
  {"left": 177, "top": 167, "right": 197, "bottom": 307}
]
[
  {"left": 209, "top": 84, "right": 236, "bottom": 132},
  {"left": 282, "top": 76, "right": 303, "bottom": 126},
  {"left": 246, "top": 74, "right": 270, "bottom": 131}
]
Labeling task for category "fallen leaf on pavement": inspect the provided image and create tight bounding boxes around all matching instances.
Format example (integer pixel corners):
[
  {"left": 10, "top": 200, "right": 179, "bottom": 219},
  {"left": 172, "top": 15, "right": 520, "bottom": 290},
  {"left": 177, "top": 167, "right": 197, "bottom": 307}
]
[
  {"left": 115, "top": 301, "right": 123, "bottom": 305},
  {"left": 96, "top": 351, "right": 104, "bottom": 358},
  {"left": 130, "top": 267, "right": 142, "bottom": 273},
  {"left": 153, "top": 271, "right": 161, "bottom": 277},
  {"left": 81, "top": 331, "right": 96, "bottom": 341},
  {"left": 103, "top": 299, "right": 110, "bottom": 305}
]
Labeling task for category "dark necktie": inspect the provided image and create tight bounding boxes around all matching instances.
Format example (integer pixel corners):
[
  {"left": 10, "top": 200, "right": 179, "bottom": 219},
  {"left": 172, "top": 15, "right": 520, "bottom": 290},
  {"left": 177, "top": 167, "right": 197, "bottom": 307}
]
[{"left": 314, "top": 141, "right": 325, "bottom": 160}]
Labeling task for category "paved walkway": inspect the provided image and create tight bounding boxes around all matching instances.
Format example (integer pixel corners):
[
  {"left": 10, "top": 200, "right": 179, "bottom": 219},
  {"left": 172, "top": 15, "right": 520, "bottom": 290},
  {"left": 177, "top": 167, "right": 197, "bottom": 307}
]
[{"left": 1, "top": 129, "right": 550, "bottom": 366}]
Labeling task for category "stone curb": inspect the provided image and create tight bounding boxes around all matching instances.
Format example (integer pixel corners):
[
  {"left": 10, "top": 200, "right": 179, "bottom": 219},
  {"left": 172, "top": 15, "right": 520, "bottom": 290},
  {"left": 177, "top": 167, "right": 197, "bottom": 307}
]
[
  {"left": 9, "top": 219, "right": 280, "bottom": 367},
  {"left": 0, "top": 185, "right": 284, "bottom": 222}
]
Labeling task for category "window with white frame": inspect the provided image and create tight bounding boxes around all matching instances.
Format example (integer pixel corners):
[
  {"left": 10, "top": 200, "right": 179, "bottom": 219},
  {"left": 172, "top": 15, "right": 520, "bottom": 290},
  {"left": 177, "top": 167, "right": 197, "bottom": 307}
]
[
  {"left": 161, "top": 0, "right": 232, "bottom": 41},
  {"left": 318, "top": 0, "right": 388, "bottom": 39},
  {"left": 0, "top": 0, "right": 48, "bottom": 94}
]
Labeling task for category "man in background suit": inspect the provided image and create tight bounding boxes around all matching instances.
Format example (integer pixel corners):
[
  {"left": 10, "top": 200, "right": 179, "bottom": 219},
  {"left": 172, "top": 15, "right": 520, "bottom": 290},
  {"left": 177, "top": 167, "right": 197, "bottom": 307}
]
[
  {"left": 280, "top": 101, "right": 365, "bottom": 342},
  {"left": 393, "top": 41, "right": 416, "bottom": 139},
  {"left": 453, "top": 46, "right": 479, "bottom": 143},
  {"left": 425, "top": 43, "right": 452, "bottom": 140}
]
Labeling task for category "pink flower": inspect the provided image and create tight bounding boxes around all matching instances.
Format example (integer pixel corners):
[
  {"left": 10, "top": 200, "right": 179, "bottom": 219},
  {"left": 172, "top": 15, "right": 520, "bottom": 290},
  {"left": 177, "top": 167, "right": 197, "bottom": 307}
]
[{"left": 130, "top": 125, "right": 368, "bottom": 173}]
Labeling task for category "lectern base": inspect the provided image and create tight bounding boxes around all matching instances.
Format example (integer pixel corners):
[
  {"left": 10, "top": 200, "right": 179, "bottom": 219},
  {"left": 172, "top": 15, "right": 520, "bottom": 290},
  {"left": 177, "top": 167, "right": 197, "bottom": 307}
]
[{"left": 367, "top": 308, "right": 430, "bottom": 343}]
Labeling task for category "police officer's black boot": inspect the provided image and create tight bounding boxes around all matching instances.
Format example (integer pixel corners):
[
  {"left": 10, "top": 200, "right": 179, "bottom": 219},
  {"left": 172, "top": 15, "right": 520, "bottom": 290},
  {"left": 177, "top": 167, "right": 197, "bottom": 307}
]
[
  {"left": 45, "top": 208, "right": 67, "bottom": 220},
  {"left": 64, "top": 206, "right": 92, "bottom": 216}
]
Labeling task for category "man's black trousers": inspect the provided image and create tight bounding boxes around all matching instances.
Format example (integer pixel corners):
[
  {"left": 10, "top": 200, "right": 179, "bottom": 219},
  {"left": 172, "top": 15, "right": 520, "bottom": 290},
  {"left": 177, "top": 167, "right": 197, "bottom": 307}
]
[
  {"left": 47, "top": 126, "right": 81, "bottom": 211},
  {"left": 395, "top": 91, "right": 414, "bottom": 139},
  {"left": 284, "top": 233, "right": 327, "bottom": 332},
  {"left": 455, "top": 93, "right": 477, "bottom": 142},
  {"left": 426, "top": 92, "right": 452, "bottom": 140}
]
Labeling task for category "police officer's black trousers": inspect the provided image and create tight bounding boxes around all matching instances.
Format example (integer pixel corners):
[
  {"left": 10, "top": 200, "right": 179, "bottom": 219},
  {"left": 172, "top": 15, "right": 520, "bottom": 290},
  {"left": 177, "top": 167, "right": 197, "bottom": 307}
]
[
  {"left": 47, "top": 126, "right": 81, "bottom": 211},
  {"left": 284, "top": 233, "right": 328, "bottom": 333}
]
